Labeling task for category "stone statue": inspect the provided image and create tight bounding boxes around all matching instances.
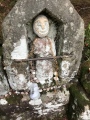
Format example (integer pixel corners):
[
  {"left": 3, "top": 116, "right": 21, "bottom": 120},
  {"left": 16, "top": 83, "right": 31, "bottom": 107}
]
[{"left": 33, "top": 15, "right": 56, "bottom": 85}]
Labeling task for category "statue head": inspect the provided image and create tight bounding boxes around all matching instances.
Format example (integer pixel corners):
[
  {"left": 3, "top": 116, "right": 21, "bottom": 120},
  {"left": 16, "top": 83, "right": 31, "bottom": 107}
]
[{"left": 33, "top": 15, "right": 49, "bottom": 38}]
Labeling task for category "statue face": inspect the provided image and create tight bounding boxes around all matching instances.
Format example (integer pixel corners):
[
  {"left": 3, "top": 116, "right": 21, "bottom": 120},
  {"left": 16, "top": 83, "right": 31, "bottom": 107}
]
[{"left": 33, "top": 15, "right": 49, "bottom": 38}]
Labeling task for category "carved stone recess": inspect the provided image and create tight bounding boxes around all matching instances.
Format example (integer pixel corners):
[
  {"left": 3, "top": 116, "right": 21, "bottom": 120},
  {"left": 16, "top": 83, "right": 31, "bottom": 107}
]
[{"left": 1, "top": 0, "right": 84, "bottom": 118}]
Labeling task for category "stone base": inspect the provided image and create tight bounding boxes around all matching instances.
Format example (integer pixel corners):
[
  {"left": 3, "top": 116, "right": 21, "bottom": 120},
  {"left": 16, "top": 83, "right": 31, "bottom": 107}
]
[
  {"left": 0, "top": 105, "right": 67, "bottom": 120},
  {"left": 0, "top": 89, "right": 69, "bottom": 120},
  {"left": 0, "top": 96, "right": 67, "bottom": 120},
  {"left": 29, "top": 87, "right": 69, "bottom": 115}
]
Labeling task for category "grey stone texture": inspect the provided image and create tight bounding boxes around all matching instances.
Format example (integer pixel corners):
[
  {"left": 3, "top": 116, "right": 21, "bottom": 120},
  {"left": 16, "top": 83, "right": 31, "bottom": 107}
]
[
  {"left": 1, "top": 0, "right": 85, "bottom": 119},
  {"left": 2, "top": 0, "right": 84, "bottom": 90},
  {"left": 0, "top": 101, "right": 66, "bottom": 120},
  {"left": 0, "top": 57, "right": 9, "bottom": 95}
]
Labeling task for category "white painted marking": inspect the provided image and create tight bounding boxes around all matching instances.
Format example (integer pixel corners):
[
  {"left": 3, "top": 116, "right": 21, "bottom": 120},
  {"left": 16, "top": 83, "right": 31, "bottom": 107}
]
[{"left": 11, "top": 35, "right": 28, "bottom": 59}]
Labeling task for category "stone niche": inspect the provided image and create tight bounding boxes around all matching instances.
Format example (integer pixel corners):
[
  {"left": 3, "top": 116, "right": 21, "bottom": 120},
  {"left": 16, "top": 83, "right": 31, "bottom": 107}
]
[{"left": 2, "top": 0, "right": 84, "bottom": 117}]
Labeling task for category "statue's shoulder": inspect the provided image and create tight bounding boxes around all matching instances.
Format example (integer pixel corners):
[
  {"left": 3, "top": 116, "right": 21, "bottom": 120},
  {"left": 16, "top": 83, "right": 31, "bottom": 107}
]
[{"left": 33, "top": 38, "right": 41, "bottom": 45}]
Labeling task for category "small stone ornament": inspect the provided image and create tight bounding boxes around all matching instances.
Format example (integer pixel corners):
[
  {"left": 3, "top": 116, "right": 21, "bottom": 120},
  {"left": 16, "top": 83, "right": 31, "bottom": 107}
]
[{"left": 30, "top": 83, "right": 40, "bottom": 100}]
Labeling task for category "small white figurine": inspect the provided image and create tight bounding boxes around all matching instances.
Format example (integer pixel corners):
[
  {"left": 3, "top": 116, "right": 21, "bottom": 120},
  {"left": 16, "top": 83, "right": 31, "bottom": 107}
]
[
  {"left": 33, "top": 15, "right": 56, "bottom": 85},
  {"left": 30, "top": 83, "right": 40, "bottom": 100}
]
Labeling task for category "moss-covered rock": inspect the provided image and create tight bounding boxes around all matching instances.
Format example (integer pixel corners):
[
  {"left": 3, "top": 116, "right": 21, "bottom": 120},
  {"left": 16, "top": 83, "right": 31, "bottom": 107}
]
[
  {"left": 6, "top": 94, "right": 23, "bottom": 105},
  {"left": 79, "top": 60, "right": 90, "bottom": 95},
  {"left": 83, "top": 24, "right": 90, "bottom": 60},
  {"left": 67, "top": 83, "right": 90, "bottom": 120}
]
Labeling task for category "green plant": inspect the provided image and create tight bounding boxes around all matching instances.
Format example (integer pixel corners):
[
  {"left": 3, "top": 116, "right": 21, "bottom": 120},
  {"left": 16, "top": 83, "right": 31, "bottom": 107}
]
[{"left": 83, "top": 24, "right": 90, "bottom": 60}]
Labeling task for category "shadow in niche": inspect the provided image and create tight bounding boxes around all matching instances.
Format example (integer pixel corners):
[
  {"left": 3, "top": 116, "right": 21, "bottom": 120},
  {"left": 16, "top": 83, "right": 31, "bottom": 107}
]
[
  {"left": 26, "top": 9, "right": 64, "bottom": 74},
  {"left": 1, "top": 56, "right": 12, "bottom": 90},
  {"left": 0, "top": 44, "right": 11, "bottom": 89}
]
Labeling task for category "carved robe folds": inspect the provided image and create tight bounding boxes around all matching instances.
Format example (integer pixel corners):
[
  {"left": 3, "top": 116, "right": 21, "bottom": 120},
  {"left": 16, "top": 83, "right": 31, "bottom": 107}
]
[{"left": 33, "top": 37, "right": 56, "bottom": 84}]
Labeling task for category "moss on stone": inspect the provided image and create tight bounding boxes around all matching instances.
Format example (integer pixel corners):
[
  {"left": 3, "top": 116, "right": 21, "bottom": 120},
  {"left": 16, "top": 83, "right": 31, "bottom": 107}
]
[
  {"left": 82, "top": 81, "right": 90, "bottom": 95},
  {"left": 80, "top": 60, "right": 90, "bottom": 78},
  {"left": 79, "top": 60, "right": 90, "bottom": 95},
  {"left": 6, "top": 94, "right": 23, "bottom": 105},
  {"left": 0, "top": 108, "right": 6, "bottom": 116},
  {"left": 82, "top": 24, "right": 90, "bottom": 61},
  {"left": 67, "top": 83, "right": 90, "bottom": 120}
]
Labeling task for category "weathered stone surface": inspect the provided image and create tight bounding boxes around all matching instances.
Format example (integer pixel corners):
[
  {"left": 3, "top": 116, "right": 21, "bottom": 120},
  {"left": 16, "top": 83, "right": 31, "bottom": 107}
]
[
  {"left": 1, "top": 0, "right": 84, "bottom": 117},
  {"left": 0, "top": 92, "right": 67, "bottom": 120},
  {"left": 0, "top": 57, "right": 9, "bottom": 96},
  {"left": 0, "top": 100, "right": 67, "bottom": 120},
  {"left": 2, "top": 0, "right": 84, "bottom": 90},
  {"left": 0, "top": 77, "right": 9, "bottom": 96}
]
